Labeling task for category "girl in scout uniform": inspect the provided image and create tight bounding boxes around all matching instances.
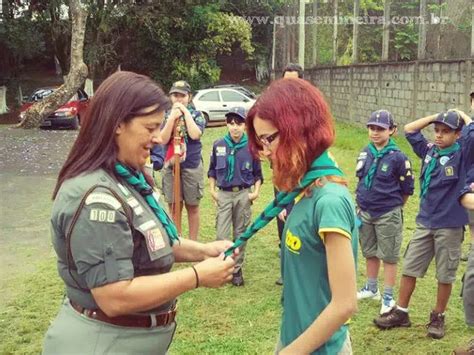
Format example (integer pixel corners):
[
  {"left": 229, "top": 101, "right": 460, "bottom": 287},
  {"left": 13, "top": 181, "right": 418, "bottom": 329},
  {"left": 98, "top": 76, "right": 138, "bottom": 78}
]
[
  {"left": 246, "top": 78, "right": 358, "bottom": 354},
  {"left": 160, "top": 80, "right": 206, "bottom": 240},
  {"left": 355, "top": 110, "right": 414, "bottom": 315},
  {"left": 42, "top": 71, "right": 237, "bottom": 355},
  {"left": 208, "top": 106, "right": 263, "bottom": 286},
  {"left": 374, "top": 109, "right": 474, "bottom": 339}
]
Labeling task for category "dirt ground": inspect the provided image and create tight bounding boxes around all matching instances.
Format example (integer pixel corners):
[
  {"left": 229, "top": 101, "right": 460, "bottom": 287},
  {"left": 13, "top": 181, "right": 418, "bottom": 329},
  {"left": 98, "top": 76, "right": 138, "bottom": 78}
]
[{"left": 0, "top": 124, "right": 77, "bottom": 305}]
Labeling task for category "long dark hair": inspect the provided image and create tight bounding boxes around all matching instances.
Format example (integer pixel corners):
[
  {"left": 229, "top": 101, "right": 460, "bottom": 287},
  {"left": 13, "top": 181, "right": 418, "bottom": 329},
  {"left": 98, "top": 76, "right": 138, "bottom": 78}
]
[{"left": 53, "top": 71, "right": 170, "bottom": 198}]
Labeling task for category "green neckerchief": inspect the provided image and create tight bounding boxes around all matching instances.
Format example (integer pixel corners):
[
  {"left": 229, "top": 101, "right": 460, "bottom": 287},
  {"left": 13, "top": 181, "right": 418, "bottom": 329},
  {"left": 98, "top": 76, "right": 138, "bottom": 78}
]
[
  {"left": 223, "top": 133, "right": 248, "bottom": 182},
  {"left": 115, "top": 163, "right": 180, "bottom": 246},
  {"left": 224, "top": 150, "right": 344, "bottom": 257},
  {"left": 420, "top": 142, "right": 460, "bottom": 199},
  {"left": 364, "top": 138, "right": 399, "bottom": 189}
]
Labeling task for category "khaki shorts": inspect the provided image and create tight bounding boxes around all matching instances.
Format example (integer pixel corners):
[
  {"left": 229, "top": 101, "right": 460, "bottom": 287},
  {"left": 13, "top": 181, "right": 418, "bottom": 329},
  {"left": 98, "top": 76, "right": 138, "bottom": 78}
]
[
  {"left": 162, "top": 161, "right": 204, "bottom": 206},
  {"left": 402, "top": 224, "right": 464, "bottom": 284},
  {"left": 359, "top": 207, "right": 403, "bottom": 263}
]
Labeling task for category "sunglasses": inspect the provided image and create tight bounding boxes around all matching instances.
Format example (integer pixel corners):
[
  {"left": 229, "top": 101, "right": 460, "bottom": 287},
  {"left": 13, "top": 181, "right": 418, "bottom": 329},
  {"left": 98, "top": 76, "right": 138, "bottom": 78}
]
[{"left": 257, "top": 131, "right": 279, "bottom": 147}]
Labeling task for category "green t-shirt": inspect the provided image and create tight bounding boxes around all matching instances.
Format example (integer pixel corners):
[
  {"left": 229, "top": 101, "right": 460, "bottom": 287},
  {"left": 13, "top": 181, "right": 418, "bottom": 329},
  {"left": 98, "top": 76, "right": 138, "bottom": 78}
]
[{"left": 280, "top": 182, "right": 358, "bottom": 355}]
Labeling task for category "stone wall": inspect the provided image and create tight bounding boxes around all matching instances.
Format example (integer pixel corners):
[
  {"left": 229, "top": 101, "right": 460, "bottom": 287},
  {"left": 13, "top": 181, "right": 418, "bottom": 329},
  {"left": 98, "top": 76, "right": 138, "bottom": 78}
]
[{"left": 306, "top": 59, "right": 473, "bottom": 127}]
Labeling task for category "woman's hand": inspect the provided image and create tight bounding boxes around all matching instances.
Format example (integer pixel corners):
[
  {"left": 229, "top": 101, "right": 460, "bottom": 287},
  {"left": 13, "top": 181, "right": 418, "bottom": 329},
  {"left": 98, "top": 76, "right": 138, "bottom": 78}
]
[
  {"left": 194, "top": 254, "right": 236, "bottom": 288},
  {"left": 204, "top": 240, "right": 234, "bottom": 258}
]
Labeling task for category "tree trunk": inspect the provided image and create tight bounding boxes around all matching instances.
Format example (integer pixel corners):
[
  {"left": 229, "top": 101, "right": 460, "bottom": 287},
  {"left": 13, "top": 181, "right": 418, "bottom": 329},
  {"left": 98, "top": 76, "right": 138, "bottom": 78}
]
[
  {"left": 333, "top": 0, "right": 338, "bottom": 64},
  {"left": 418, "top": 0, "right": 427, "bottom": 60},
  {"left": 382, "top": 0, "right": 391, "bottom": 61},
  {"left": 19, "top": 0, "right": 88, "bottom": 129},
  {"left": 352, "top": 0, "right": 360, "bottom": 63}
]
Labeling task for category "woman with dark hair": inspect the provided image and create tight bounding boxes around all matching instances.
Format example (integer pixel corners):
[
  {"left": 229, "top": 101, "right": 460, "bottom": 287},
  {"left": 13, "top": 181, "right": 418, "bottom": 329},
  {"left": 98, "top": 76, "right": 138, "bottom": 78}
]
[
  {"left": 43, "top": 71, "right": 237, "bottom": 354},
  {"left": 246, "top": 79, "right": 358, "bottom": 354}
]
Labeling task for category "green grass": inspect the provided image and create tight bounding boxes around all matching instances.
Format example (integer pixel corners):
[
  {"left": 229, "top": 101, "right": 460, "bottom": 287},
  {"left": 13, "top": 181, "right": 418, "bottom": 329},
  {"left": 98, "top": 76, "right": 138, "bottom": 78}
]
[{"left": 1, "top": 121, "right": 472, "bottom": 354}]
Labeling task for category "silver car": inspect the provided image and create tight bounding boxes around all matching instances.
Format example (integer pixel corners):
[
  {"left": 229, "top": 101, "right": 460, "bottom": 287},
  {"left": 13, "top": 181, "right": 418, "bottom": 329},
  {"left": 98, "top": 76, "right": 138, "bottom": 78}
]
[{"left": 192, "top": 86, "right": 256, "bottom": 124}]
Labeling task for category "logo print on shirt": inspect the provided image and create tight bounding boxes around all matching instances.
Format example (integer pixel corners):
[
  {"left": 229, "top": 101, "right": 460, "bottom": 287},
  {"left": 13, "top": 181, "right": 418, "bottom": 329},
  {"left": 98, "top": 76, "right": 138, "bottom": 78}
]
[{"left": 285, "top": 230, "right": 302, "bottom": 254}]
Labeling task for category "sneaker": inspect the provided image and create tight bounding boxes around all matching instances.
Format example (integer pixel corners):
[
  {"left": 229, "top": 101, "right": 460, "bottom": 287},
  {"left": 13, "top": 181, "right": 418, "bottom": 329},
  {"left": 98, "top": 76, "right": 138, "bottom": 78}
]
[
  {"left": 275, "top": 277, "right": 283, "bottom": 286},
  {"left": 373, "top": 307, "right": 411, "bottom": 329},
  {"left": 453, "top": 338, "right": 474, "bottom": 354},
  {"left": 380, "top": 294, "right": 396, "bottom": 315},
  {"left": 426, "top": 311, "right": 445, "bottom": 339},
  {"left": 357, "top": 285, "right": 381, "bottom": 301},
  {"left": 232, "top": 269, "right": 244, "bottom": 287}
]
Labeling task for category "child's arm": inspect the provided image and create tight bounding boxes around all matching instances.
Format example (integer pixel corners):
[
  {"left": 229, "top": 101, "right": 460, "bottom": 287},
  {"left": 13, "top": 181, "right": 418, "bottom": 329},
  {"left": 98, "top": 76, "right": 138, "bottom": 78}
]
[
  {"left": 249, "top": 179, "right": 262, "bottom": 202},
  {"left": 397, "top": 155, "right": 415, "bottom": 202},
  {"left": 249, "top": 158, "right": 264, "bottom": 202},
  {"left": 209, "top": 177, "right": 218, "bottom": 203},
  {"left": 178, "top": 104, "right": 204, "bottom": 140},
  {"left": 207, "top": 144, "right": 218, "bottom": 203},
  {"left": 404, "top": 113, "right": 437, "bottom": 134}
]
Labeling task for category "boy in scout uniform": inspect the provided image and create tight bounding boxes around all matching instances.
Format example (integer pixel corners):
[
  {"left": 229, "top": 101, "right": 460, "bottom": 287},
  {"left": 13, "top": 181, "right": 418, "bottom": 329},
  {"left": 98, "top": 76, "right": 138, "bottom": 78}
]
[
  {"left": 208, "top": 107, "right": 263, "bottom": 286},
  {"left": 462, "top": 91, "right": 474, "bottom": 261},
  {"left": 374, "top": 109, "right": 474, "bottom": 339},
  {"left": 355, "top": 110, "right": 414, "bottom": 315},
  {"left": 453, "top": 169, "right": 474, "bottom": 354},
  {"left": 160, "top": 80, "right": 207, "bottom": 240}
]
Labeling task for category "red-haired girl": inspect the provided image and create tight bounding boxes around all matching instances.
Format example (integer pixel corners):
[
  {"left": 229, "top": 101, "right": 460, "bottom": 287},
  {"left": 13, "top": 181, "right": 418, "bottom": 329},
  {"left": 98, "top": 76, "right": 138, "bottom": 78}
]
[{"left": 246, "top": 78, "right": 358, "bottom": 354}]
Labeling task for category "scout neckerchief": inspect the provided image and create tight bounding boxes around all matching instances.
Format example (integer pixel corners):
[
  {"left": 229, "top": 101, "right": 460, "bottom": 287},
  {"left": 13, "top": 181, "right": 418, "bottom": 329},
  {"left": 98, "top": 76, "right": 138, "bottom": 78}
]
[
  {"left": 420, "top": 142, "right": 460, "bottom": 199},
  {"left": 364, "top": 138, "right": 399, "bottom": 189},
  {"left": 224, "top": 150, "right": 343, "bottom": 257},
  {"left": 223, "top": 133, "right": 248, "bottom": 182},
  {"left": 115, "top": 163, "right": 180, "bottom": 246}
]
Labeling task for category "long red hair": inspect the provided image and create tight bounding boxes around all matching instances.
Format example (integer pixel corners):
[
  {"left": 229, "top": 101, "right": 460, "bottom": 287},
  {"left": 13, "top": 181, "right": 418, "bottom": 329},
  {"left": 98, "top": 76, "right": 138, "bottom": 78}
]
[
  {"left": 53, "top": 71, "right": 170, "bottom": 198},
  {"left": 247, "top": 79, "right": 336, "bottom": 191}
]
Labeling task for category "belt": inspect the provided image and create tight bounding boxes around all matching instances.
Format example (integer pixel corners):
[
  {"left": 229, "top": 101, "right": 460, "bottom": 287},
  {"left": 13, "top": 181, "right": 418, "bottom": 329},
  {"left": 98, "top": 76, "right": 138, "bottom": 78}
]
[
  {"left": 70, "top": 300, "right": 177, "bottom": 328},
  {"left": 219, "top": 185, "right": 249, "bottom": 192}
]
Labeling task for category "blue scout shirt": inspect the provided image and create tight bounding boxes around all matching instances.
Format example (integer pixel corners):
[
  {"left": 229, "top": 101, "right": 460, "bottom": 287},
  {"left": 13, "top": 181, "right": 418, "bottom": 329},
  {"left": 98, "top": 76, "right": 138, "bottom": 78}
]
[
  {"left": 460, "top": 166, "right": 474, "bottom": 199},
  {"left": 163, "top": 106, "right": 206, "bottom": 169},
  {"left": 208, "top": 137, "right": 263, "bottom": 188},
  {"left": 406, "top": 122, "right": 474, "bottom": 229},
  {"left": 356, "top": 147, "right": 414, "bottom": 218},
  {"left": 150, "top": 144, "right": 165, "bottom": 171}
]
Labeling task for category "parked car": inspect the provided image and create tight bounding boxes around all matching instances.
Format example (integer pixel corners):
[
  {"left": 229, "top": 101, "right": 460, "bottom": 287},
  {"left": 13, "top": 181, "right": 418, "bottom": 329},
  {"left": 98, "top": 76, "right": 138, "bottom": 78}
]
[
  {"left": 192, "top": 86, "right": 256, "bottom": 124},
  {"left": 19, "top": 87, "right": 89, "bottom": 129}
]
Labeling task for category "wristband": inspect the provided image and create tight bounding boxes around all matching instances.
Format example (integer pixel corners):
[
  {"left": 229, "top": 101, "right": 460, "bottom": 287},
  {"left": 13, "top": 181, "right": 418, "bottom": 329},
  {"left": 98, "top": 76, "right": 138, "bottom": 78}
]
[{"left": 191, "top": 265, "right": 200, "bottom": 288}]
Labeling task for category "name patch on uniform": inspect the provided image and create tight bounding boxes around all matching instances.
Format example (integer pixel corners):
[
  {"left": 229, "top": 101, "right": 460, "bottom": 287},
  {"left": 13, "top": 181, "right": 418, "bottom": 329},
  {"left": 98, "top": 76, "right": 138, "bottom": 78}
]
[
  {"left": 117, "top": 183, "right": 131, "bottom": 197},
  {"left": 445, "top": 166, "right": 454, "bottom": 176},
  {"left": 216, "top": 146, "right": 226, "bottom": 156},
  {"left": 145, "top": 228, "right": 166, "bottom": 252},
  {"left": 85, "top": 193, "right": 121, "bottom": 210},
  {"left": 139, "top": 220, "right": 157, "bottom": 231},
  {"left": 127, "top": 197, "right": 139, "bottom": 208},
  {"left": 89, "top": 209, "right": 116, "bottom": 223},
  {"left": 134, "top": 205, "right": 144, "bottom": 216}
]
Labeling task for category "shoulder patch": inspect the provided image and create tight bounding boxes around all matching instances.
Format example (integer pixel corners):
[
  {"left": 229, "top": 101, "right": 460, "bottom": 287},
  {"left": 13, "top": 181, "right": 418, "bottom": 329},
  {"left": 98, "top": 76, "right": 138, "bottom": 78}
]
[
  {"left": 85, "top": 192, "right": 121, "bottom": 210},
  {"left": 405, "top": 160, "right": 411, "bottom": 169}
]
